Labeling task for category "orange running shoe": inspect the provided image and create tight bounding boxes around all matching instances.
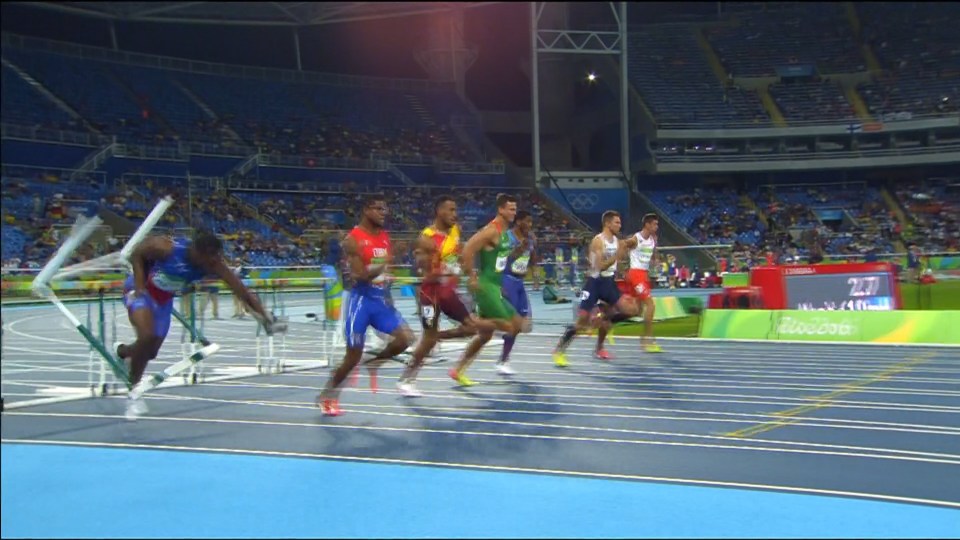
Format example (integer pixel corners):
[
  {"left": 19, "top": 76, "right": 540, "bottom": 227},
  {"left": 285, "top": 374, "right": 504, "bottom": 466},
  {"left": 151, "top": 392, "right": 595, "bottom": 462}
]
[{"left": 318, "top": 398, "right": 343, "bottom": 417}]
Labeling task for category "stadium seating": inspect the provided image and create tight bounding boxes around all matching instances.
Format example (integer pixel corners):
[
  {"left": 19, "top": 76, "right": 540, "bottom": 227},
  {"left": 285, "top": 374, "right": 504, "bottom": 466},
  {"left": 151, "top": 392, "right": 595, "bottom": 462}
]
[
  {"left": 628, "top": 26, "right": 770, "bottom": 127},
  {"left": 704, "top": 3, "right": 865, "bottom": 78}
]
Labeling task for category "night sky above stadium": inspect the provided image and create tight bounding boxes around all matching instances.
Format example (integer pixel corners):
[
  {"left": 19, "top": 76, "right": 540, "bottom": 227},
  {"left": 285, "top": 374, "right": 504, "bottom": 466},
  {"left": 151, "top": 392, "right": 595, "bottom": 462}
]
[
  {"left": 1, "top": 2, "right": 725, "bottom": 111},
  {"left": 0, "top": 2, "right": 534, "bottom": 110}
]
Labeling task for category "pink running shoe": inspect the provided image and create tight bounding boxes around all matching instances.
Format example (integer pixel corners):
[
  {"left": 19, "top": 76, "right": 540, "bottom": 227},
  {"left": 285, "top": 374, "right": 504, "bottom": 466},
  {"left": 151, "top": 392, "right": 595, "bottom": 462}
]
[{"left": 594, "top": 349, "right": 614, "bottom": 361}]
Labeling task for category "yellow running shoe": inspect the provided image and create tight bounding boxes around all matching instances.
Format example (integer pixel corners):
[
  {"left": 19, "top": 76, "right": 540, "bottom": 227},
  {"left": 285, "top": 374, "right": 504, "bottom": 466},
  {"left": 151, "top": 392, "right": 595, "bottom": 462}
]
[
  {"left": 644, "top": 343, "right": 664, "bottom": 353},
  {"left": 553, "top": 351, "right": 569, "bottom": 367},
  {"left": 448, "top": 368, "right": 477, "bottom": 387}
]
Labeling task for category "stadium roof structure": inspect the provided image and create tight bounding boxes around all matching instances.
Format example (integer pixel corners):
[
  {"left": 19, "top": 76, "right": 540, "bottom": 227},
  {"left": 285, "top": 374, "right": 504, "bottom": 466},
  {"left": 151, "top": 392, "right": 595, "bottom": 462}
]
[{"left": 12, "top": 1, "right": 501, "bottom": 26}]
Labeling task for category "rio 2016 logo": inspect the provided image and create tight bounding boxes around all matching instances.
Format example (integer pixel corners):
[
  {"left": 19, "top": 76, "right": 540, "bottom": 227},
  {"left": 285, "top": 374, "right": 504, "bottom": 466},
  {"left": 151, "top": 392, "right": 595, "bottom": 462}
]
[{"left": 777, "top": 316, "right": 857, "bottom": 337}]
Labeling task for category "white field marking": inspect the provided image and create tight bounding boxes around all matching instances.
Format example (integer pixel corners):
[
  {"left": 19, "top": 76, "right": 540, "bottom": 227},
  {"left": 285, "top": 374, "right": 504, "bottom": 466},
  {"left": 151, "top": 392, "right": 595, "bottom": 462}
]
[
  {"left": 499, "top": 349, "right": 960, "bottom": 375},
  {"left": 204, "top": 377, "right": 960, "bottom": 414},
  {"left": 148, "top": 392, "right": 960, "bottom": 460},
  {"left": 377, "top": 361, "right": 960, "bottom": 397},
  {"left": 139, "top": 389, "right": 960, "bottom": 436},
  {"left": 4, "top": 409, "right": 959, "bottom": 467},
  {"left": 235, "top": 365, "right": 960, "bottom": 409},
  {"left": 194, "top": 379, "right": 960, "bottom": 433}
]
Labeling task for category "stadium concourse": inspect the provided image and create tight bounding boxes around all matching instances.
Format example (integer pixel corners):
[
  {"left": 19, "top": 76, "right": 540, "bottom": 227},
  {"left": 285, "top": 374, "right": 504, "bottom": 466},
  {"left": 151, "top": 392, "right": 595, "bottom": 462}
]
[{"left": 2, "top": 1, "right": 960, "bottom": 538}]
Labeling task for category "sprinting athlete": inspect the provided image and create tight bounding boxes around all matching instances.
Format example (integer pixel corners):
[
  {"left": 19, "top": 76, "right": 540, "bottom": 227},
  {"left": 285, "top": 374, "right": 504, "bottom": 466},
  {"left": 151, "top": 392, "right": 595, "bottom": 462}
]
[
  {"left": 398, "top": 195, "right": 496, "bottom": 397},
  {"left": 499, "top": 210, "right": 538, "bottom": 368},
  {"left": 118, "top": 229, "right": 278, "bottom": 419},
  {"left": 450, "top": 193, "right": 526, "bottom": 386},
  {"left": 316, "top": 194, "right": 415, "bottom": 416},
  {"left": 552, "top": 211, "right": 639, "bottom": 367},
  {"left": 616, "top": 213, "right": 663, "bottom": 352}
]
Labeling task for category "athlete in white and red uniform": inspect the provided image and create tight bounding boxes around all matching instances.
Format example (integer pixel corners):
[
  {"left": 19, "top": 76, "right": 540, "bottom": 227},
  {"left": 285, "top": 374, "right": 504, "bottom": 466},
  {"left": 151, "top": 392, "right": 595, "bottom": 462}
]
[
  {"left": 316, "top": 194, "right": 415, "bottom": 416},
  {"left": 618, "top": 212, "right": 663, "bottom": 352}
]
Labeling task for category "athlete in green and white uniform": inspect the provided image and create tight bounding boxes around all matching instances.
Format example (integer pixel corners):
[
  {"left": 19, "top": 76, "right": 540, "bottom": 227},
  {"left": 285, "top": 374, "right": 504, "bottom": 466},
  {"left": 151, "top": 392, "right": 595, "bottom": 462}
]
[{"left": 453, "top": 193, "right": 526, "bottom": 386}]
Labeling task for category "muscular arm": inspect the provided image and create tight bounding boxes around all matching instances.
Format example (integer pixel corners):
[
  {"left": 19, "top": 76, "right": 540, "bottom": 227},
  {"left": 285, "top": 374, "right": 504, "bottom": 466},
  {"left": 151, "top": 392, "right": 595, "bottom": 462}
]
[
  {"left": 130, "top": 236, "right": 173, "bottom": 294},
  {"left": 529, "top": 234, "right": 541, "bottom": 287},
  {"left": 461, "top": 225, "right": 497, "bottom": 279},
  {"left": 343, "top": 235, "right": 384, "bottom": 283},
  {"left": 621, "top": 235, "right": 639, "bottom": 250},
  {"left": 413, "top": 234, "right": 435, "bottom": 277},
  {"left": 209, "top": 259, "right": 268, "bottom": 318}
]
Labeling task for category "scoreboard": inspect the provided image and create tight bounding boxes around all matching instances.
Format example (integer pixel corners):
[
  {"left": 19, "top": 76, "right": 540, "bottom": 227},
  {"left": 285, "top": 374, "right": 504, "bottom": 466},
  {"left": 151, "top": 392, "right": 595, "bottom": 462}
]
[{"left": 749, "top": 262, "right": 902, "bottom": 311}]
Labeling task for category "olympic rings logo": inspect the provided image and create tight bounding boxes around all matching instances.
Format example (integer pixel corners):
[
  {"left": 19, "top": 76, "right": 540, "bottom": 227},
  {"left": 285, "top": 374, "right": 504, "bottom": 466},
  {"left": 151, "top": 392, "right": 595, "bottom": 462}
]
[{"left": 569, "top": 193, "right": 600, "bottom": 211}]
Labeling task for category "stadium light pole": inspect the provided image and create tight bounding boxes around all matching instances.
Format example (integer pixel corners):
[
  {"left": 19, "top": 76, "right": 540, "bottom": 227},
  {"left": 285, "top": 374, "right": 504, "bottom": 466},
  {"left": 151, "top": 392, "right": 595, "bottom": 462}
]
[{"left": 530, "top": 2, "right": 630, "bottom": 191}]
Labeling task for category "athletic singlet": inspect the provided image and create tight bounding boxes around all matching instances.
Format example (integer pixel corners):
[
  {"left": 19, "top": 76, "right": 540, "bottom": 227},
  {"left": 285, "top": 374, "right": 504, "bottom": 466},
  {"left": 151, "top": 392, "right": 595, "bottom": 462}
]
[
  {"left": 478, "top": 220, "right": 513, "bottom": 283},
  {"left": 422, "top": 223, "right": 461, "bottom": 286},
  {"left": 588, "top": 234, "right": 618, "bottom": 278},
  {"left": 506, "top": 229, "right": 535, "bottom": 278},
  {"left": 629, "top": 231, "right": 656, "bottom": 270},
  {"left": 145, "top": 238, "right": 209, "bottom": 303},
  {"left": 347, "top": 226, "right": 391, "bottom": 294}
]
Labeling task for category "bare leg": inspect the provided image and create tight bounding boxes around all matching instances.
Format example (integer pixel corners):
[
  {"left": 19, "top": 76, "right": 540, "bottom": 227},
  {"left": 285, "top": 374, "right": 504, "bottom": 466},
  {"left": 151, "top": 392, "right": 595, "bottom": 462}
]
[
  {"left": 555, "top": 312, "right": 591, "bottom": 353},
  {"left": 118, "top": 307, "right": 162, "bottom": 386},
  {"left": 642, "top": 297, "right": 656, "bottom": 346},
  {"left": 319, "top": 347, "right": 365, "bottom": 404},
  {"left": 363, "top": 325, "right": 414, "bottom": 393},
  {"left": 453, "top": 328, "right": 494, "bottom": 378}
]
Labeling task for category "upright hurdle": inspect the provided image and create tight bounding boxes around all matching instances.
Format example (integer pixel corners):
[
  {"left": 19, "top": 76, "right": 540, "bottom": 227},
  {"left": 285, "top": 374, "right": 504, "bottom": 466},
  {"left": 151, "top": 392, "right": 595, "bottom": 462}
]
[{"left": 256, "top": 279, "right": 288, "bottom": 374}]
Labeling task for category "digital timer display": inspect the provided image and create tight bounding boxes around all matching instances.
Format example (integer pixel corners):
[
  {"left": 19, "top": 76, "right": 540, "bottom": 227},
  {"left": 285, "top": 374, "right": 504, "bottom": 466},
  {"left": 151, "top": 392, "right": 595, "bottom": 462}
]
[{"left": 785, "top": 272, "right": 896, "bottom": 311}]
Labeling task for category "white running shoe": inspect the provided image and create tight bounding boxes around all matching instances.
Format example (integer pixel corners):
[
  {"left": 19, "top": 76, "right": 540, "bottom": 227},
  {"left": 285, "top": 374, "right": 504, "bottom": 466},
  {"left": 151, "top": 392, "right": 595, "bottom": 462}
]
[
  {"left": 396, "top": 380, "right": 423, "bottom": 398},
  {"left": 125, "top": 396, "right": 149, "bottom": 421},
  {"left": 496, "top": 363, "right": 515, "bottom": 376}
]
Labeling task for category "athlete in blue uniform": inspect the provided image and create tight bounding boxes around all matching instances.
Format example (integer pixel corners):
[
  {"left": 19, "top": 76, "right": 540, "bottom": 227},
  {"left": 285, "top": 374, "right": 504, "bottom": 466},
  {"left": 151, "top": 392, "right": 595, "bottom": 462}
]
[
  {"left": 117, "top": 230, "right": 277, "bottom": 418},
  {"left": 499, "top": 210, "right": 537, "bottom": 370}
]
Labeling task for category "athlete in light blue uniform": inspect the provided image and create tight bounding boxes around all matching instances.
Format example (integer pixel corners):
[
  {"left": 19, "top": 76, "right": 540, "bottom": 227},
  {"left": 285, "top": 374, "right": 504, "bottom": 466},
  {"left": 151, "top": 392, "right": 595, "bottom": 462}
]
[
  {"left": 118, "top": 230, "right": 277, "bottom": 417},
  {"left": 499, "top": 210, "right": 537, "bottom": 368}
]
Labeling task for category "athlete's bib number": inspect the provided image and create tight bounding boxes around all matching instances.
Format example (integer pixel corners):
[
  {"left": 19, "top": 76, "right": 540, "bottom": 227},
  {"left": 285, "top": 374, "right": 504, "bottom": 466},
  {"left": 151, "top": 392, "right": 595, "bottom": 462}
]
[
  {"left": 443, "top": 261, "right": 461, "bottom": 275},
  {"left": 151, "top": 272, "right": 186, "bottom": 292},
  {"left": 495, "top": 255, "right": 509, "bottom": 272},
  {"left": 511, "top": 258, "right": 529, "bottom": 274},
  {"left": 421, "top": 305, "right": 436, "bottom": 320},
  {"left": 578, "top": 290, "right": 590, "bottom": 301}
]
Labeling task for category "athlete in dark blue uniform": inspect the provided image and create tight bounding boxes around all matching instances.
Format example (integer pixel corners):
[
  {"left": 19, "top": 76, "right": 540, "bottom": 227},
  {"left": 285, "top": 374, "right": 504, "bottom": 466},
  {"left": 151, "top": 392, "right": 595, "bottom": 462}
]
[
  {"left": 500, "top": 210, "right": 537, "bottom": 367},
  {"left": 118, "top": 230, "right": 276, "bottom": 417}
]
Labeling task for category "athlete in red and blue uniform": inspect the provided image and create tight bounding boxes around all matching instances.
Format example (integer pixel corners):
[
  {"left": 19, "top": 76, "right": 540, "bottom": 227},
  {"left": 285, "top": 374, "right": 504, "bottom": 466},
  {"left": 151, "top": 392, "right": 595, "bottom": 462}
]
[
  {"left": 317, "top": 194, "right": 414, "bottom": 416},
  {"left": 118, "top": 230, "right": 276, "bottom": 418}
]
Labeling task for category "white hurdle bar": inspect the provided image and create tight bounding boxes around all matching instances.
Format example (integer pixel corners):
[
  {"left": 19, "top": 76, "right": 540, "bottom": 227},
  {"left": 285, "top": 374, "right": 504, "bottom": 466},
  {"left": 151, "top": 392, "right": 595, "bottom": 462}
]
[
  {"left": 31, "top": 216, "right": 132, "bottom": 385},
  {"left": 32, "top": 216, "right": 105, "bottom": 290},
  {"left": 120, "top": 196, "right": 175, "bottom": 263},
  {"left": 30, "top": 197, "right": 210, "bottom": 395}
]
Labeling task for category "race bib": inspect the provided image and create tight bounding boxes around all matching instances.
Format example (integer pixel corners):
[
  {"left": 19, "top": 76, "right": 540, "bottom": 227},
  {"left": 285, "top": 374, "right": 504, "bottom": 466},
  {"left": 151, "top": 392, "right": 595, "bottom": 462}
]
[
  {"left": 511, "top": 258, "right": 529, "bottom": 274},
  {"left": 495, "top": 255, "right": 509, "bottom": 272},
  {"left": 443, "top": 259, "right": 462, "bottom": 275},
  {"left": 150, "top": 271, "right": 186, "bottom": 293}
]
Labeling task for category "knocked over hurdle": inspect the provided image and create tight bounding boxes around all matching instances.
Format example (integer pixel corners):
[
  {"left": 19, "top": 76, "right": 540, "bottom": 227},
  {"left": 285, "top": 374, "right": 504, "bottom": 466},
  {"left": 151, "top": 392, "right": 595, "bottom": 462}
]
[{"left": 30, "top": 197, "right": 220, "bottom": 401}]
